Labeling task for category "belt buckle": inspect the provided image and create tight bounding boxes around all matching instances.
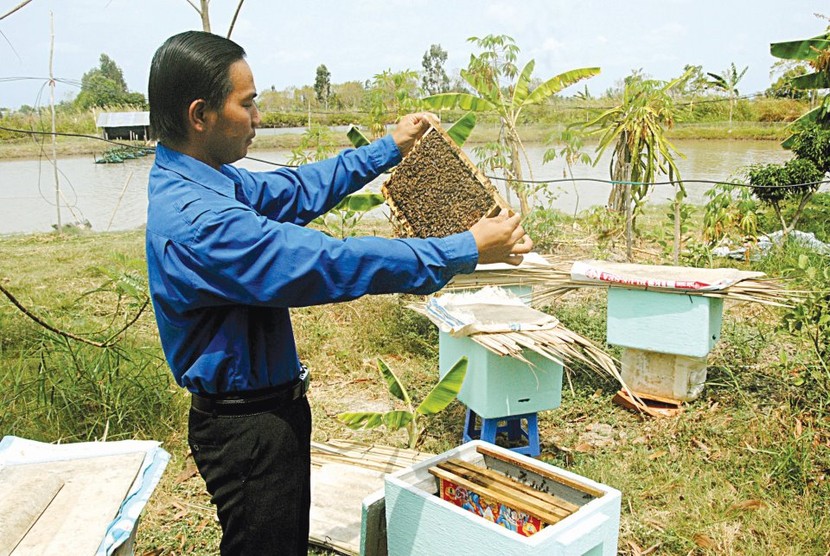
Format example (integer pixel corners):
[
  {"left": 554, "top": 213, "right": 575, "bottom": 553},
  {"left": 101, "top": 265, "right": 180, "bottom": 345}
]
[{"left": 294, "top": 366, "right": 310, "bottom": 400}]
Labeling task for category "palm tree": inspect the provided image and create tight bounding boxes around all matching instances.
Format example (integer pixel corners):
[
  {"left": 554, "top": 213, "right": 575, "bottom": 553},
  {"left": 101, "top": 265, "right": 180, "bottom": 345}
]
[
  {"left": 707, "top": 63, "right": 748, "bottom": 131},
  {"left": 423, "top": 35, "right": 599, "bottom": 216}
]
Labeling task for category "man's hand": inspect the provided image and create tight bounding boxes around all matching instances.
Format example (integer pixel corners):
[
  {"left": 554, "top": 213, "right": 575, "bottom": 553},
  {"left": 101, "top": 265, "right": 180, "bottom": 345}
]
[
  {"left": 469, "top": 211, "right": 534, "bottom": 265},
  {"left": 391, "top": 112, "right": 439, "bottom": 156}
]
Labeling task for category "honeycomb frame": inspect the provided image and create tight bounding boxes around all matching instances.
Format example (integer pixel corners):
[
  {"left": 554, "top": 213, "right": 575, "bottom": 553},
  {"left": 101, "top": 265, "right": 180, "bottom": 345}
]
[{"left": 382, "top": 123, "right": 512, "bottom": 238}]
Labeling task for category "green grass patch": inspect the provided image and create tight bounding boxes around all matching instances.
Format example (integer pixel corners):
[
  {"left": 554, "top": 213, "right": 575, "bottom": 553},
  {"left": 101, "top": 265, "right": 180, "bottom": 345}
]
[{"left": 2, "top": 200, "right": 829, "bottom": 554}]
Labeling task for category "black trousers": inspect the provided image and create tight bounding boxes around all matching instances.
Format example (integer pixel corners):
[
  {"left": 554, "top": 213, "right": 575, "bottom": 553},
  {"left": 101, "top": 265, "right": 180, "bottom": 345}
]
[{"left": 188, "top": 395, "right": 312, "bottom": 555}]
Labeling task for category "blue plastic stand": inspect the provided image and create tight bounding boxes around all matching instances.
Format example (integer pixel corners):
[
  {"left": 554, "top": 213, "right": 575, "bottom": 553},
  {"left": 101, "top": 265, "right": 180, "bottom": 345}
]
[{"left": 462, "top": 408, "right": 540, "bottom": 457}]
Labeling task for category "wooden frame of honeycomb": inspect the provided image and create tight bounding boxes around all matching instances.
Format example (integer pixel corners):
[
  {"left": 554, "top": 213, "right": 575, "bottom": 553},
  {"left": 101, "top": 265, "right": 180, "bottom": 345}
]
[{"left": 382, "top": 122, "right": 512, "bottom": 238}]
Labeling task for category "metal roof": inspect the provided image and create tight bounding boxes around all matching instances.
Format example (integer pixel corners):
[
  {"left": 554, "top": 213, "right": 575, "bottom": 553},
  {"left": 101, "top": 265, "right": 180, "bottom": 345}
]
[{"left": 95, "top": 111, "right": 150, "bottom": 128}]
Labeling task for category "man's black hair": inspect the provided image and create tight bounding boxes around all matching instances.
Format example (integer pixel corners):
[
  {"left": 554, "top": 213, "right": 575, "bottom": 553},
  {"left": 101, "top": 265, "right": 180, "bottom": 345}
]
[{"left": 148, "top": 31, "right": 246, "bottom": 144}]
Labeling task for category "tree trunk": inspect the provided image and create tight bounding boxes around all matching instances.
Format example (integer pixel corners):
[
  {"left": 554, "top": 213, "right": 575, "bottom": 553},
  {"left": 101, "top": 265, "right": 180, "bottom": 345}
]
[
  {"left": 608, "top": 136, "right": 630, "bottom": 213},
  {"left": 673, "top": 192, "right": 681, "bottom": 265},
  {"left": 200, "top": 0, "right": 211, "bottom": 32},
  {"left": 502, "top": 123, "right": 529, "bottom": 216},
  {"left": 624, "top": 165, "right": 633, "bottom": 261}
]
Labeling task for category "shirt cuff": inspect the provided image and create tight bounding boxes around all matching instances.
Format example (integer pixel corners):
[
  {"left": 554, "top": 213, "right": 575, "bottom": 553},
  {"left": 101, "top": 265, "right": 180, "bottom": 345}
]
[
  {"left": 371, "top": 134, "right": 403, "bottom": 171},
  {"left": 437, "top": 231, "right": 479, "bottom": 275}
]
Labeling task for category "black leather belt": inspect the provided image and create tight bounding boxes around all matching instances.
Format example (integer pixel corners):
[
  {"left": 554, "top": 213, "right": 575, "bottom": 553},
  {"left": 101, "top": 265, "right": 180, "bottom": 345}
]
[{"left": 191, "top": 367, "right": 310, "bottom": 416}]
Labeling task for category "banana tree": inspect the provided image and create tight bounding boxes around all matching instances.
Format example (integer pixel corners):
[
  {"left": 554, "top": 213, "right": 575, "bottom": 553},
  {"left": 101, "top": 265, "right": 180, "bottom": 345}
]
[
  {"left": 337, "top": 357, "right": 468, "bottom": 448},
  {"left": 706, "top": 63, "right": 747, "bottom": 130},
  {"left": 347, "top": 111, "right": 478, "bottom": 149},
  {"left": 770, "top": 29, "right": 830, "bottom": 146},
  {"left": 422, "top": 34, "right": 599, "bottom": 216},
  {"left": 585, "top": 70, "right": 690, "bottom": 261}
]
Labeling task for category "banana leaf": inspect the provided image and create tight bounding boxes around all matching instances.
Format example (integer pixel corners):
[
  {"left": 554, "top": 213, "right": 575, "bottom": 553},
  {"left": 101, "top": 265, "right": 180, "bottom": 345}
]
[
  {"left": 337, "top": 411, "right": 383, "bottom": 430},
  {"left": 525, "top": 67, "right": 601, "bottom": 106},
  {"left": 381, "top": 410, "right": 413, "bottom": 431},
  {"left": 706, "top": 73, "right": 730, "bottom": 90},
  {"left": 378, "top": 358, "right": 411, "bottom": 405},
  {"left": 770, "top": 37, "right": 830, "bottom": 61},
  {"left": 416, "top": 357, "right": 467, "bottom": 416},
  {"left": 782, "top": 104, "right": 830, "bottom": 148},
  {"left": 346, "top": 125, "right": 371, "bottom": 148},
  {"left": 511, "top": 60, "right": 536, "bottom": 109},
  {"left": 446, "top": 112, "right": 477, "bottom": 146},
  {"left": 422, "top": 92, "right": 496, "bottom": 112},
  {"left": 791, "top": 72, "right": 830, "bottom": 90},
  {"left": 331, "top": 192, "right": 385, "bottom": 213}
]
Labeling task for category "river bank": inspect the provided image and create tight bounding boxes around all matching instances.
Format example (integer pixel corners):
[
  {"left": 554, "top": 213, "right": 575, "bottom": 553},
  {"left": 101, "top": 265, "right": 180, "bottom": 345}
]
[
  {"left": 0, "top": 139, "right": 793, "bottom": 236},
  {"left": 0, "top": 121, "right": 790, "bottom": 160}
]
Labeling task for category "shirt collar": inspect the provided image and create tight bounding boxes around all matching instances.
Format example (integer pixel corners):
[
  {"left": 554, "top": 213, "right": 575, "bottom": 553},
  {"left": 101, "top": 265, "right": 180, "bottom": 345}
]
[{"left": 154, "top": 143, "right": 239, "bottom": 199}]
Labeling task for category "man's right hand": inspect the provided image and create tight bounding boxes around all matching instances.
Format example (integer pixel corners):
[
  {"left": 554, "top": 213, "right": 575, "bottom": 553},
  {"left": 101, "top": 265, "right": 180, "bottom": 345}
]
[{"left": 469, "top": 211, "right": 533, "bottom": 265}]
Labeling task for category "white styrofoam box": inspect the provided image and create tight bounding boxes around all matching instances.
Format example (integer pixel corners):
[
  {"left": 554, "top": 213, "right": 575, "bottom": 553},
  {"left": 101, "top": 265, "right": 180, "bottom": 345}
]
[
  {"left": 361, "top": 488, "right": 387, "bottom": 556},
  {"left": 606, "top": 288, "right": 724, "bottom": 358},
  {"left": 621, "top": 348, "right": 708, "bottom": 402},
  {"left": 384, "top": 440, "right": 621, "bottom": 556},
  {"left": 439, "top": 332, "right": 563, "bottom": 419}
]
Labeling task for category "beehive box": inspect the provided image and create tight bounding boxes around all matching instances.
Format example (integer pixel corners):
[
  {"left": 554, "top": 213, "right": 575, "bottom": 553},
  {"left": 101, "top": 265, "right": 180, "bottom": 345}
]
[
  {"left": 382, "top": 123, "right": 512, "bottom": 238},
  {"left": 621, "top": 348, "right": 708, "bottom": 402},
  {"left": 384, "top": 440, "right": 621, "bottom": 556},
  {"left": 606, "top": 288, "right": 724, "bottom": 358},
  {"left": 439, "top": 332, "right": 563, "bottom": 419}
]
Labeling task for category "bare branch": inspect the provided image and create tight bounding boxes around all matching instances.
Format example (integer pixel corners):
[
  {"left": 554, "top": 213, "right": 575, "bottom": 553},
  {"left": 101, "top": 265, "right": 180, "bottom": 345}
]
[
  {"left": 227, "top": 0, "right": 246, "bottom": 39},
  {"left": 0, "top": 0, "right": 34, "bottom": 21},
  {"left": 183, "top": 0, "right": 201, "bottom": 14},
  {"left": 0, "top": 282, "right": 149, "bottom": 349}
]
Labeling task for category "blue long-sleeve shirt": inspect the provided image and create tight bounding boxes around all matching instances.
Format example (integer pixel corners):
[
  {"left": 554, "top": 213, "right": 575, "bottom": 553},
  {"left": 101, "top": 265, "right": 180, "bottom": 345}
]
[{"left": 146, "top": 136, "right": 478, "bottom": 394}]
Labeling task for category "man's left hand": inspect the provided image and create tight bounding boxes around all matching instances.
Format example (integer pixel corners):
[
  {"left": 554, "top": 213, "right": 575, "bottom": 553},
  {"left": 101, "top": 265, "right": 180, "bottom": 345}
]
[{"left": 391, "top": 112, "right": 439, "bottom": 156}]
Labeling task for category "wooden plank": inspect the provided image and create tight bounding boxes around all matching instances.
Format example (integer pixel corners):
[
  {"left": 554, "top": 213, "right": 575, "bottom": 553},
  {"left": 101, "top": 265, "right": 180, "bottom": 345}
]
[
  {"left": 442, "top": 459, "right": 579, "bottom": 515},
  {"left": 8, "top": 452, "right": 145, "bottom": 556},
  {"left": 475, "top": 444, "right": 605, "bottom": 498},
  {"left": 428, "top": 465, "right": 564, "bottom": 526},
  {"left": 310, "top": 463, "right": 385, "bottom": 556},
  {"left": 0, "top": 468, "right": 64, "bottom": 556}
]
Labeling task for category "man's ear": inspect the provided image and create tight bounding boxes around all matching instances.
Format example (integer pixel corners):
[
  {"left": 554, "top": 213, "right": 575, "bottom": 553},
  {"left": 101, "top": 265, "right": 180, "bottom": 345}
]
[{"left": 187, "top": 99, "right": 210, "bottom": 133}]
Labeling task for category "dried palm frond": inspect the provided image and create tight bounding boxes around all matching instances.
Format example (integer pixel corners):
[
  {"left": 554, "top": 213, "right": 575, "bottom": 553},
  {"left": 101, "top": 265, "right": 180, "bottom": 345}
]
[
  {"left": 447, "top": 257, "right": 805, "bottom": 308},
  {"left": 408, "top": 301, "right": 623, "bottom": 388}
]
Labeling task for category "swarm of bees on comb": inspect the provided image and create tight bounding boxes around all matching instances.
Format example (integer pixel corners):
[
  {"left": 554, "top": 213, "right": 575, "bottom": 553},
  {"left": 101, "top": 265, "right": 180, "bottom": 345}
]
[{"left": 382, "top": 123, "right": 511, "bottom": 238}]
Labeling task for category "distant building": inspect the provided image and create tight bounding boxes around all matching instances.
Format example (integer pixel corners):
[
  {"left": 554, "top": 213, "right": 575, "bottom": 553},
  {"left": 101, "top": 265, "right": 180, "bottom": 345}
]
[{"left": 96, "top": 111, "right": 151, "bottom": 141}]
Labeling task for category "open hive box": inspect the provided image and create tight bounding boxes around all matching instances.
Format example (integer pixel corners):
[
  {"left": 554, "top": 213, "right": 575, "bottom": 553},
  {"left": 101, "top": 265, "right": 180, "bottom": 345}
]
[
  {"left": 382, "top": 122, "right": 512, "bottom": 238},
  {"left": 382, "top": 440, "right": 621, "bottom": 555}
]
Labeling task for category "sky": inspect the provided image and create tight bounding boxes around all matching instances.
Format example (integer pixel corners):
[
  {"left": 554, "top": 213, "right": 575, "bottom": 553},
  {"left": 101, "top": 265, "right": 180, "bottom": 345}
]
[{"left": 0, "top": 0, "right": 828, "bottom": 110}]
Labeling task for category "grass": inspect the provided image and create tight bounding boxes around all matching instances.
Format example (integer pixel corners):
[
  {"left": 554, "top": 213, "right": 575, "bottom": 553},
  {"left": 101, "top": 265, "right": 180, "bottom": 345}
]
[{"left": 1, "top": 203, "right": 829, "bottom": 554}]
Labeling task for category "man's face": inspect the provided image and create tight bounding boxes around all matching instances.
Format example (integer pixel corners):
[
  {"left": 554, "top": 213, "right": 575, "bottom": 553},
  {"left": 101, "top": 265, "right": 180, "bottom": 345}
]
[{"left": 202, "top": 59, "right": 261, "bottom": 168}]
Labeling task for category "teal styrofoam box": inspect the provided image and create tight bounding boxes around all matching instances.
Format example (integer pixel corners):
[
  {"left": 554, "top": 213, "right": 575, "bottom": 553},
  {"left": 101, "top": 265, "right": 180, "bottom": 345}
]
[
  {"left": 606, "top": 288, "right": 724, "bottom": 358},
  {"left": 384, "top": 440, "right": 621, "bottom": 556},
  {"left": 439, "top": 332, "right": 563, "bottom": 419}
]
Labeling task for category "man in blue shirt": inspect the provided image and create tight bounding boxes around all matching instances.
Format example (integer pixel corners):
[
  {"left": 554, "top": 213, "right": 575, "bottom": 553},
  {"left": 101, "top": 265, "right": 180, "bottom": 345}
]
[{"left": 146, "top": 31, "right": 531, "bottom": 555}]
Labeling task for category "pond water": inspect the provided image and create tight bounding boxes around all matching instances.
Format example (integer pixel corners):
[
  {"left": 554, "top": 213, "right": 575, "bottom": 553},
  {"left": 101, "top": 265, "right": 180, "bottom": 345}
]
[{"left": 0, "top": 138, "right": 794, "bottom": 235}]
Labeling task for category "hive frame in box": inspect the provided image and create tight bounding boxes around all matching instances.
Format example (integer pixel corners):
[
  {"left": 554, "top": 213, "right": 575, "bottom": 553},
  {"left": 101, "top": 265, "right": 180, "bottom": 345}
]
[
  {"left": 382, "top": 440, "right": 621, "bottom": 556},
  {"left": 381, "top": 122, "right": 512, "bottom": 238}
]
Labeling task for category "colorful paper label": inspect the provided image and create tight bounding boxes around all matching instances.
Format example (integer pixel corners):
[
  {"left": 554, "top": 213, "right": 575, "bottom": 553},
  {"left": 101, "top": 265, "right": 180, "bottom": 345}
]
[{"left": 439, "top": 477, "right": 544, "bottom": 537}]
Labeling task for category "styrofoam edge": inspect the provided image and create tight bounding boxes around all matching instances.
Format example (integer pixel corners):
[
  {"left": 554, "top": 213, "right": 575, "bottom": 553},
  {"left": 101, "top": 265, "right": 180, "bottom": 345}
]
[{"left": 385, "top": 440, "right": 621, "bottom": 546}]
